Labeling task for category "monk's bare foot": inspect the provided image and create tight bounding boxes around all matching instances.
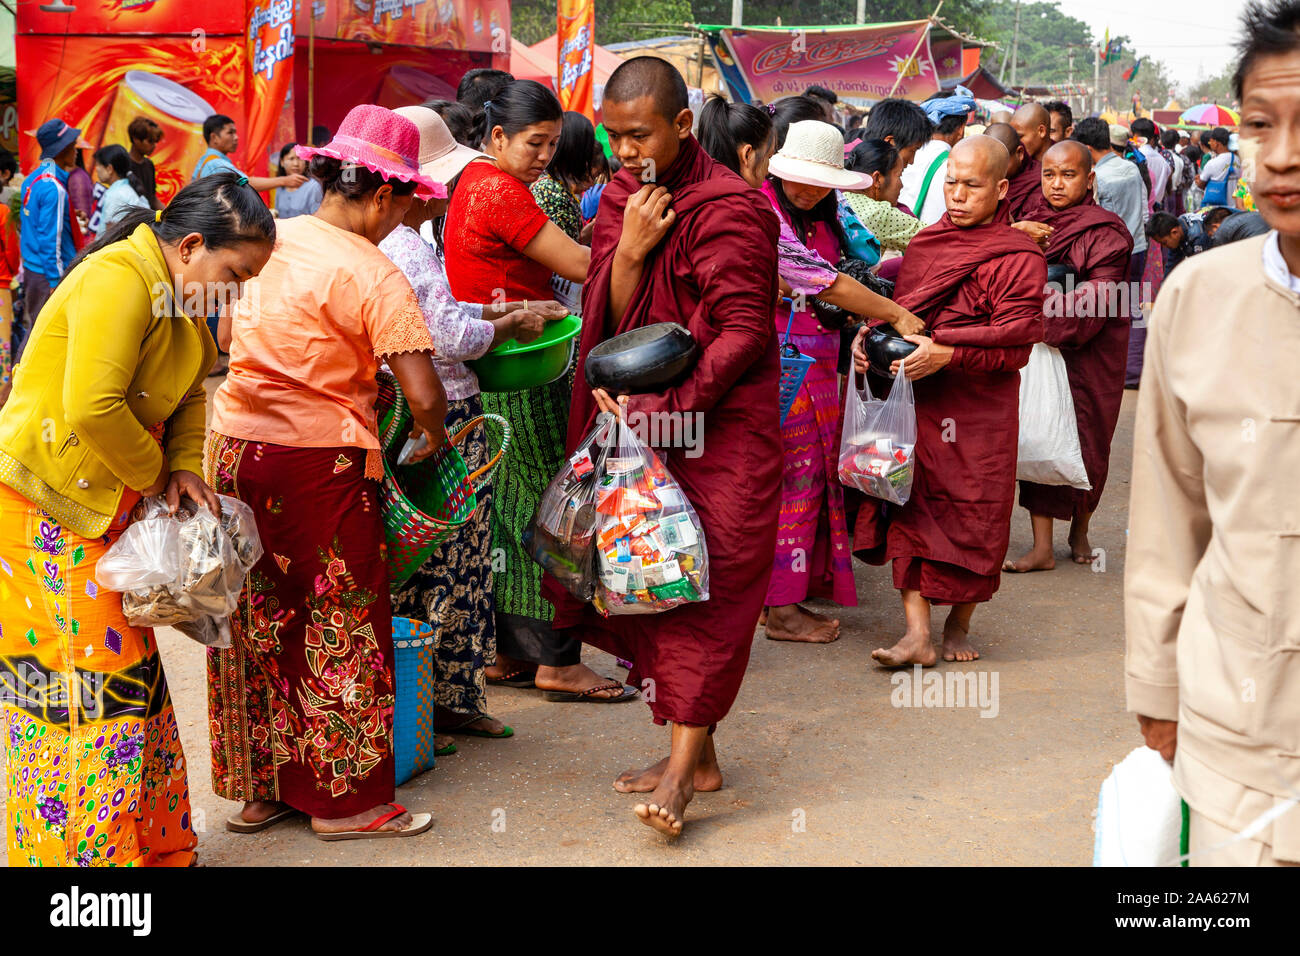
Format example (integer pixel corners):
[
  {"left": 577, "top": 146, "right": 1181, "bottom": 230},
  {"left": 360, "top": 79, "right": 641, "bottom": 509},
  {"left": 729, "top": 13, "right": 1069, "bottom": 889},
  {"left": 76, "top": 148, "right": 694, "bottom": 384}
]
[
  {"left": 634, "top": 778, "right": 693, "bottom": 838},
  {"left": 614, "top": 753, "right": 723, "bottom": 794},
  {"left": 1002, "top": 548, "right": 1055, "bottom": 573},
  {"left": 311, "top": 803, "right": 414, "bottom": 835},
  {"left": 535, "top": 663, "right": 628, "bottom": 699},
  {"left": 239, "top": 800, "right": 288, "bottom": 825},
  {"left": 1068, "top": 526, "right": 1094, "bottom": 564},
  {"left": 758, "top": 606, "right": 768, "bottom": 627},
  {"left": 941, "top": 621, "right": 980, "bottom": 662},
  {"left": 765, "top": 604, "right": 840, "bottom": 643},
  {"left": 871, "top": 628, "right": 937, "bottom": 668}
]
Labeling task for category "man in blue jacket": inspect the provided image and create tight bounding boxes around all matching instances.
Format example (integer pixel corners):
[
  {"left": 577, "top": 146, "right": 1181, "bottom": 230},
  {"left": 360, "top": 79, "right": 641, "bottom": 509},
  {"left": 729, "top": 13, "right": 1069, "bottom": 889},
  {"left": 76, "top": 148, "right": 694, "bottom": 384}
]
[{"left": 18, "top": 118, "right": 83, "bottom": 353}]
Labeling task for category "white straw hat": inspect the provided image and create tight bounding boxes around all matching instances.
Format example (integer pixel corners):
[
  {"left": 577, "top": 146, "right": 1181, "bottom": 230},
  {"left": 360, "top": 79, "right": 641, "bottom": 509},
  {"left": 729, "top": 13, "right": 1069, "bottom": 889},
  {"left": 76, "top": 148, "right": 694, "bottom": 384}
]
[
  {"left": 768, "top": 120, "right": 872, "bottom": 191},
  {"left": 393, "top": 105, "right": 486, "bottom": 188}
]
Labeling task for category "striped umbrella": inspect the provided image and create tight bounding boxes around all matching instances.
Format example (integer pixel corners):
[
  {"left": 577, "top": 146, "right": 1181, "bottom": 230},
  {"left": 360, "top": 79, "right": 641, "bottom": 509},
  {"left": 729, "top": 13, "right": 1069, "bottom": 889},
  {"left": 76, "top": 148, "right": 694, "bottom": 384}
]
[{"left": 1180, "top": 104, "right": 1239, "bottom": 126}]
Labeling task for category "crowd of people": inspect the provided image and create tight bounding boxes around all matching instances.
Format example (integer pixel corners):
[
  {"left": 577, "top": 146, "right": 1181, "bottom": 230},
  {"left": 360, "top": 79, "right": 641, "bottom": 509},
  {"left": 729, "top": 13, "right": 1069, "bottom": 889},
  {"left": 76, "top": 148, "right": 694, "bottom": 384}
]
[{"left": 2, "top": 0, "right": 1298, "bottom": 867}]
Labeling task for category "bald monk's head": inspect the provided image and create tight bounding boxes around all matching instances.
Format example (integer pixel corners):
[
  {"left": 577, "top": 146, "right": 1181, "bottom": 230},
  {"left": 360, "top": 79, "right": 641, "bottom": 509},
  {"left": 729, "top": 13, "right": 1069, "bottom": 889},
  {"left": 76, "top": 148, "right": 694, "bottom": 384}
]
[
  {"left": 944, "top": 135, "right": 1010, "bottom": 227},
  {"left": 983, "top": 122, "right": 1027, "bottom": 178},
  {"left": 989, "top": 109, "right": 1013, "bottom": 125},
  {"left": 1011, "top": 103, "right": 1051, "bottom": 162},
  {"left": 1041, "top": 140, "right": 1095, "bottom": 211},
  {"left": 602, "top": 56, "right": 693, "bottom": 182}
]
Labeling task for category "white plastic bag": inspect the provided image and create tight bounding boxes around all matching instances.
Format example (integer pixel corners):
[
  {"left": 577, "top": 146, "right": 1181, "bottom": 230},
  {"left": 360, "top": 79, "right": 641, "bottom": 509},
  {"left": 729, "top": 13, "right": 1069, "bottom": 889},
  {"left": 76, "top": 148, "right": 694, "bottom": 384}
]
[
  {"left": 1093, "top": 746, "right": 1182, "bottom": 866},
  {"left": 1016, "top": 343, "right": 1091, "bottom": 489},
  {"left": 95, "top": 494, "right": 263, "bottom": 648},
  {"left": 838, "top": 361, "right": 917, "bottom": 506},
  {"left": 526, "top": 413, "right": 616, "bottom": 601}
]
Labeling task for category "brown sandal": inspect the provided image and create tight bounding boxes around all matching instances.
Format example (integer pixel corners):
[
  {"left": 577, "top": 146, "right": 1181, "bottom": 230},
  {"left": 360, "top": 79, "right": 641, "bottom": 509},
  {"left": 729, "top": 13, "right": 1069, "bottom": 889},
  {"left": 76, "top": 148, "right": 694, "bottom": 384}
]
[{"left": 542, "top": 679, "right": 639, "bottom": 703}]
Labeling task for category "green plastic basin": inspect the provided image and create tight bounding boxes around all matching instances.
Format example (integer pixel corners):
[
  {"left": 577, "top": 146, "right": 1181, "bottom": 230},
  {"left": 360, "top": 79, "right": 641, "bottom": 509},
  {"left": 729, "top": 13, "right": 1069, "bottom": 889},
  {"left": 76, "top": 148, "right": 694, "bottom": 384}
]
[{"left": 468, "top": 313, "right": 582, "bottom": 392}]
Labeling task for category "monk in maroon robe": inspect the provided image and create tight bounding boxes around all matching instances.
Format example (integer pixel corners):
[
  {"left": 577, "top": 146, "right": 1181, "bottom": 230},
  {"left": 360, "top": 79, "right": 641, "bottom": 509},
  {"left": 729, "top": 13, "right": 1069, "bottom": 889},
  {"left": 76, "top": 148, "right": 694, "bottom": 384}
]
[
  {"left": 987, "top": 122, "right": 1043, "bottom": 220},
  {"left": 1003, "top": 140, "right": 1134, "bottom": 571},
  {"left": 852, "top": 136, "right": 1045, "bottom": 665},
  {"left": 544, "top": 57, "right": 782, "bottom": 837},
  {"left": 1011, "top": 102, "right": 1051, "bottom": 163}
]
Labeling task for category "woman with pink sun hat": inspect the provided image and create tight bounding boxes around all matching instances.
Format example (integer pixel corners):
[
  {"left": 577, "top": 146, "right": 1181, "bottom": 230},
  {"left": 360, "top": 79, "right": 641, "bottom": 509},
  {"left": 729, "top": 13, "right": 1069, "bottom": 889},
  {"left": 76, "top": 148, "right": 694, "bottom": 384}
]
[{"left": 208, "top": 104, "right": 448, "bottom": 842}]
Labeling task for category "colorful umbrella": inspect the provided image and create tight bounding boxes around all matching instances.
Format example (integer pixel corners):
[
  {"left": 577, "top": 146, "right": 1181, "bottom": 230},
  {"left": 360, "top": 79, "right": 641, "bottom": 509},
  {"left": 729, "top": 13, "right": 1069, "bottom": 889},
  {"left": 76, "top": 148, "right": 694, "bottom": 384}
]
[{"left": 1180, "top": 104, "right": 1239, "bottom": 126}]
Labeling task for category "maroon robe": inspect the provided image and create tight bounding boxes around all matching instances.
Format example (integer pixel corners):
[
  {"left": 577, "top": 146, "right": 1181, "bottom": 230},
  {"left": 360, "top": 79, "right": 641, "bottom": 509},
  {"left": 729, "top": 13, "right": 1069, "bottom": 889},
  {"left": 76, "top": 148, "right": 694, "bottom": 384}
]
[
  {"left": 1016, "top": 192, "right": 1133, "bottom": 520},
  {"left": 1005, "top": 155, "right": 1041, "bottom": 220},
  {"left": 544, "top": 136, "right": 782, "bottom": 727},
  {"left": 853, "top": 202, "right": 1045, "bottom": 604}
]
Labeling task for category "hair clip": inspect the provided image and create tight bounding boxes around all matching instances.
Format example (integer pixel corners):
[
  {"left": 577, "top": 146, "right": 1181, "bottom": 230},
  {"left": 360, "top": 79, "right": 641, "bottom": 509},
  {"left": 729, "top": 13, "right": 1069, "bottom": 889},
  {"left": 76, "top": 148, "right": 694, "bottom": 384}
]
[
  {"left": 766, "top": 103, "right": 777, "bottom": 115},
  {"left": 155, "top": 209, "right": 163, "bottom": 223},
  {"left": 236, "top": 174, "right": 249, "bottom": 186}
]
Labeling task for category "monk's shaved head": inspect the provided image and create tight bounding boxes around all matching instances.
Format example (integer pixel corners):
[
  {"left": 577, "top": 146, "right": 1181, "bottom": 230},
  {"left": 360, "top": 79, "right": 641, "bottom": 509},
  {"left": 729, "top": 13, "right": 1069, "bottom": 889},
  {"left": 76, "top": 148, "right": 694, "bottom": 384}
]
[
  {"left": 989, "top": 109, "right": 1013, "bottom": 125},
  {"left": 1011, "top": 102, "right": 1051, "bottom": 161},
  {"left": 943, "top": 135, "right": 1011, "bottom": 227},
  {"left": 604, "top": 55, "right": 689, "bottom": 123},
  {"left": 951, "top": 134, "right": 1011, "bottom": 181},
  {"left": 1044, "top": 139, "right": 1092, "bottom": 173},
  {"left": 983, "top": 122, "right": 1026, "bottom": 176},
  {"left": 1012, "top": 103, "right": 1050, "bottom": 130},
  {"left": 1041, "top": 138, "right": 1096, "bottom": 210},
  {"left": 983, "top": 122, "right": 1021, "bottom": 157}
]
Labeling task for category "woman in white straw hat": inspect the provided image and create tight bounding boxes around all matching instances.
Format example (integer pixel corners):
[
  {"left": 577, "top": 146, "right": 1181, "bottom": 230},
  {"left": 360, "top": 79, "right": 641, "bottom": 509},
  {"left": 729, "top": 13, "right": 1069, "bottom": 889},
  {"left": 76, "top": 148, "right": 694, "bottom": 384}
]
[
  {"left": 759, "top": 119, "right": 923, "bottom": 645},
  {"left": 379, "top": 106, "right": 569, "bottom": 746}
]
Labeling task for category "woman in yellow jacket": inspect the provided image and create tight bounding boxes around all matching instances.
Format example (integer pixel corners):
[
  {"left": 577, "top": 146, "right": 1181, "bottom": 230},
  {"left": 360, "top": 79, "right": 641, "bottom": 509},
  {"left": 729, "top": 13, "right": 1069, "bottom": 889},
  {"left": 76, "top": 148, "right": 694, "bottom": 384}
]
[{"left": 0, "top": 172, "right": 275, "bottom": 867}]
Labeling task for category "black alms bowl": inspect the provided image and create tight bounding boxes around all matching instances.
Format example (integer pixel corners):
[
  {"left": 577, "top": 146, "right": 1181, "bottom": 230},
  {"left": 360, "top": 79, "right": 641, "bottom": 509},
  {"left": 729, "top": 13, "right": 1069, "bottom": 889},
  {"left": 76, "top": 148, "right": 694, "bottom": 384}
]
[
  {"left": 584, "top": 323, "right": 699, "bottom": 395},
  {"left": 865, "top": 324, "right": 921, "bottom": 379},
  {"left": 1046, "top": 262, "right": 1076, "bottom": 288}
]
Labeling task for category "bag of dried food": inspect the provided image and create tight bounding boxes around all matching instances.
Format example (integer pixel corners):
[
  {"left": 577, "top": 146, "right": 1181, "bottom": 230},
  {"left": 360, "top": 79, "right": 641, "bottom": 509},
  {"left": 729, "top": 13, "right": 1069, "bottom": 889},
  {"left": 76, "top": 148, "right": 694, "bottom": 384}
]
[{"left": 96, "top": 494, "right": 263, "bottom": 647}]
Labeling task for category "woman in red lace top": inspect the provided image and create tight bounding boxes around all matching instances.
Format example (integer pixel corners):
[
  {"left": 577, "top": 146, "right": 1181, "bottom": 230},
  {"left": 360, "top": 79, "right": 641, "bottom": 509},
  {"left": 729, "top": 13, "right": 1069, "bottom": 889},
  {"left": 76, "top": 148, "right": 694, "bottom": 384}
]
[{"left": 444, "top": 81, "right": 635, "bottom": 704}]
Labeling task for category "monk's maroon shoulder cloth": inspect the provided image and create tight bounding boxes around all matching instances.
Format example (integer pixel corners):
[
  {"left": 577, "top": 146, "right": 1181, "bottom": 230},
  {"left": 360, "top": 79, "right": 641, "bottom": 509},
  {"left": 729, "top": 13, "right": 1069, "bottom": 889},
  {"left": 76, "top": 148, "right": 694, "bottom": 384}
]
[
  {"left": 545, "top": 136, "right": 782, "bottom": 728},
  {"left": 855, "top": 202, "right": 1047, "bottom": 605},
  {"left": 1017, "top": 192, "right": 1135, "bottom": 522},
  {"left": 1005, "top": 154, "right": 1042, "bottom": 221}
]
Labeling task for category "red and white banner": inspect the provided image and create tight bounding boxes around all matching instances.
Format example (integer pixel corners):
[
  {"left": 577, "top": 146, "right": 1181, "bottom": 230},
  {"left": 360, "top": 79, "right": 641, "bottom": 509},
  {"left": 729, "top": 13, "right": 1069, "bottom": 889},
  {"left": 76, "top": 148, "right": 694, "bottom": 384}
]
[{"left": 556, "top": 0, "right": 594, "bottom": 119}]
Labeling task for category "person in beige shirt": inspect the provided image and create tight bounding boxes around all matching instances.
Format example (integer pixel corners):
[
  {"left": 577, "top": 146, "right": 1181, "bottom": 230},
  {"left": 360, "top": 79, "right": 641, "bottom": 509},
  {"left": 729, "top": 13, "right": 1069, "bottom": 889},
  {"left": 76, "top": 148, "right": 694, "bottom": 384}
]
[{"left": 1126, "top": 0, "right": 1300, "bottom": 866}]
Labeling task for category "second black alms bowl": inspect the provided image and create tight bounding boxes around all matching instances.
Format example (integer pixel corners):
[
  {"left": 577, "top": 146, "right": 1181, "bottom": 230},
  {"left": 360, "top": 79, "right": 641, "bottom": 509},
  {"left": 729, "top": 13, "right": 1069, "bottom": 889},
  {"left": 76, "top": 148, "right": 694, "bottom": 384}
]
[
  {"left": 584, "top": 323, "right": 699, "bottom": 395},
  {"left": 865, "top": 324, "right": 922, "bottom": 379}
]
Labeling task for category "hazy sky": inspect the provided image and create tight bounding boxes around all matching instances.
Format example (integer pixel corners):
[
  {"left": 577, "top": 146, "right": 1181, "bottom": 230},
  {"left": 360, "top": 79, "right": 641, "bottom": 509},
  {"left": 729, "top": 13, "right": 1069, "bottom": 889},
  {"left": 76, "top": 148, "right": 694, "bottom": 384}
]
[{"left": 1053, "top": 0, "right": 1248, "bottom": 89}]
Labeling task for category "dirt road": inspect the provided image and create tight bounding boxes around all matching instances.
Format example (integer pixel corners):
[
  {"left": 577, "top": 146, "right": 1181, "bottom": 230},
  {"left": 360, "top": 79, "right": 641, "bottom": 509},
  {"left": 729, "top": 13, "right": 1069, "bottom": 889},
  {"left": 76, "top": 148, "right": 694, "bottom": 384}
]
[{"left": 2, "top": 393, "right": 1141, "bottom": 866}]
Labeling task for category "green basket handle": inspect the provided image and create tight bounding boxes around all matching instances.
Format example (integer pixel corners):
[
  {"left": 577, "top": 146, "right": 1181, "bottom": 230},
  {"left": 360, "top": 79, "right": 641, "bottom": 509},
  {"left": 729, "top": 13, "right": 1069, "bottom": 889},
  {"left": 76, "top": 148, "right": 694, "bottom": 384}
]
[{"left": 448, "top": 413, "right": 512, "bottom": 492}]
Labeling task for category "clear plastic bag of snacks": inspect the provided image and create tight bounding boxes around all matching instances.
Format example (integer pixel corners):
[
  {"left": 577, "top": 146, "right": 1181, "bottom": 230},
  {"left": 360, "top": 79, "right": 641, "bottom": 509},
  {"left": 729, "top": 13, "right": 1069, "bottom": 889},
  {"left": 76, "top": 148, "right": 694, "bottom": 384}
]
[
  {"left": 96, "top": 494, "right": 263, "bottom": 647},
  {"left": 526, "top": 413, "right": 616, "bottom": 601},
  {"left": 591, "top": 412, "right": 709, "bottom": 616},
  {"left": 838, "top": 361, "right": 917, "bottom": 506}
]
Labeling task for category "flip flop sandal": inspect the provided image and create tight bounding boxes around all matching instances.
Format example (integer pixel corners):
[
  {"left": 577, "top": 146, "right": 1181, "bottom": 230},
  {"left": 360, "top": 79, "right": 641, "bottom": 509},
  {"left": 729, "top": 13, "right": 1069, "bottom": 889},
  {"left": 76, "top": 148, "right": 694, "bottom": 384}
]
[
  {"left": 226, "top": 806, "right": 300, "bottom": 834},
  {"left": 435, "top": 741, "right": 458, "bottom": 757},
  {"left": 315, "top": 803, "right": 434, "bottom": 842},
  {"left": 543, "top": 680, "right": 639, "bottom": 703},
  {"left": 487, "top": 667, "right": 538, "bottom": 689},
  {"left": 443, "top": 713, "right": 515, "bottom": 739}
]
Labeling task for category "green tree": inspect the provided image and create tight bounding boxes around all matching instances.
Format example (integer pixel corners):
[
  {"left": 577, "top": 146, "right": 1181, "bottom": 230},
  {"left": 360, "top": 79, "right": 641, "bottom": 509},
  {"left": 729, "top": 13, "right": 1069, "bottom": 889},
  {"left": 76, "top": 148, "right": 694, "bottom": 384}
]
[
  {"left": 511, "top": 0, "right": 695, "bottom": 46},
  {"left": 1188, "top": 66, "right": 1237, "bottom": 106},
  {"left": 978, "top": 1, "right": 1092, "bottom": 86}
]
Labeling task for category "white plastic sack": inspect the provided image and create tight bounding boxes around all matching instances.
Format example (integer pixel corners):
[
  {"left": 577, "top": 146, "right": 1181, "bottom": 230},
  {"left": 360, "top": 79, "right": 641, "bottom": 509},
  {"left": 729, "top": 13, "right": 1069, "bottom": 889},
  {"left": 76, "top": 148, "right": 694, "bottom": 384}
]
[
  {"left": 1016, "top": 342, "right": 1091, "bottom": 489},
  {"left": 838, "top": 362, "right": 917, "bottom": 506},
  {"left": 1093, "top": 746, "right": 1182, "bottom": 866}
]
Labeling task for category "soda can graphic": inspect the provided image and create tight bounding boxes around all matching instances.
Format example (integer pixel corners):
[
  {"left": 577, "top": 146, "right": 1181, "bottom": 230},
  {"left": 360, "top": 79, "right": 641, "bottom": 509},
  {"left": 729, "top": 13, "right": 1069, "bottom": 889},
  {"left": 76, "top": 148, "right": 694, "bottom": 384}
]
[{"left": 102, "top": 71, "right": 215, "bottom": 203}]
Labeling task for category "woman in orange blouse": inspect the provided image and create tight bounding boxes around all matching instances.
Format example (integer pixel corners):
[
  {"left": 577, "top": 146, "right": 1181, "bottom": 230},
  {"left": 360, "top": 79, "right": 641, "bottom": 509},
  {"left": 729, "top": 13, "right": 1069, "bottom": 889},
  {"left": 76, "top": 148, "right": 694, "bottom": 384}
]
[{"left": 208, "top": 106, "right": 448, "bottom": 841}]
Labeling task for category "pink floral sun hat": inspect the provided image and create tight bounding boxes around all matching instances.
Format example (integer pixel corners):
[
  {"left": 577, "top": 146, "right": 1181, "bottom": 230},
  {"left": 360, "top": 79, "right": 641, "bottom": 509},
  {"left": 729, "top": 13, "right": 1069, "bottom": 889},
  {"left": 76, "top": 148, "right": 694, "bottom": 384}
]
[{"left": 296, "top": 104, "right": 443, "bottom": 200}]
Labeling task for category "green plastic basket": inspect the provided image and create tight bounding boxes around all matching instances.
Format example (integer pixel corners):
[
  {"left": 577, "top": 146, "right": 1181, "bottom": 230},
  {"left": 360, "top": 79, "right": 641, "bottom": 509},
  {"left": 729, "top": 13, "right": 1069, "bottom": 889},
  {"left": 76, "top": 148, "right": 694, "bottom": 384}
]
[{"left": 375, "top": 373, "right": 511, "bottom": 588}]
